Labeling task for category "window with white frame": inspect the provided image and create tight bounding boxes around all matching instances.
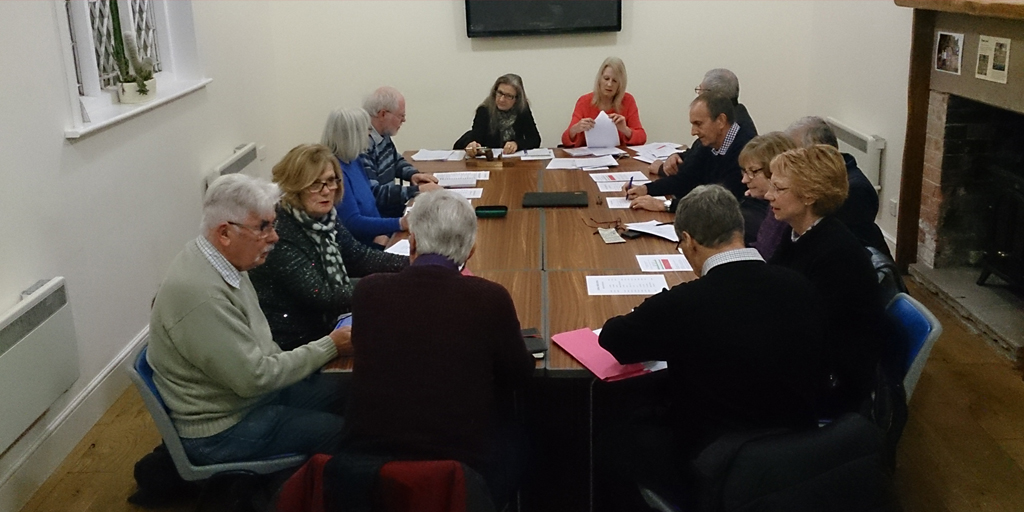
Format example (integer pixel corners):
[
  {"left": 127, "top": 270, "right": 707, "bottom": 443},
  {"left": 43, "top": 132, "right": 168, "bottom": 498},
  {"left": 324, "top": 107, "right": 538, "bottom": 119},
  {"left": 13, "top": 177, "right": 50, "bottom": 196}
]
[{"left": 61, "top": 0, "right": 210, "bottom": 138}]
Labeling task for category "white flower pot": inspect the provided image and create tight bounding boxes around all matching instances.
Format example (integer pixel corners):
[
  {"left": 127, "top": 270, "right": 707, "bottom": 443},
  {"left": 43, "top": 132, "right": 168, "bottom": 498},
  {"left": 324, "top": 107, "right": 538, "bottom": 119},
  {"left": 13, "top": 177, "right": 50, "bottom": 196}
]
[{"left": 118, "top": 79, "right": 156, "bottom": 104}]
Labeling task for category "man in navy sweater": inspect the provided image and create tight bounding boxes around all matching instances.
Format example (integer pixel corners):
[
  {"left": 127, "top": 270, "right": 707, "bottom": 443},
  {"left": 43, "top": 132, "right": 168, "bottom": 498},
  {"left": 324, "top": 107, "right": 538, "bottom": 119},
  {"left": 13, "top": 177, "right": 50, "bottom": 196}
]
[
  {"left": 595, "top": 185, "right": 827, "bottom": 510},
  {"left": 626, "top": 93, "right": 756, "bottom": 213}
]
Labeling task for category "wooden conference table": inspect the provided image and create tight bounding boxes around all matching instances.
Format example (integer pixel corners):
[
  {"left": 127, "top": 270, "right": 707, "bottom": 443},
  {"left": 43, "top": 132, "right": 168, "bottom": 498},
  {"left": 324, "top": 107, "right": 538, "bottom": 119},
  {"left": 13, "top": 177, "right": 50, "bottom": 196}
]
[{"left": 403, "top": 148, "right": 694, "bottom": 377}]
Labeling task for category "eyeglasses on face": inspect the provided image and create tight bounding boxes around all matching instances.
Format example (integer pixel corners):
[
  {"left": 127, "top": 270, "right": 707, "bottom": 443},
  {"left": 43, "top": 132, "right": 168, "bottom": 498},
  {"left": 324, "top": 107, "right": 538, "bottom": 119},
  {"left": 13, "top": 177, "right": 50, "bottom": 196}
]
[
  {"left": 767, "top": 182, "right": 791, "bottom": 195},
  {"left": 229, "top": 219, "right": 277, "bottom": 240},
  {"left": 306, "top": 178, "right": 341, "bottom": 194},
  {"left": 386, "top": 110, "right": 406, "bottom": 122},
  {"left": 694, "top": 85, "right": 704, "bottom": 95},
  {"left": 741, "top": 167, "right": 764, "bottom": 179},
  {"left": 495, "top": 90, "right": 517, "bottom": 101}
]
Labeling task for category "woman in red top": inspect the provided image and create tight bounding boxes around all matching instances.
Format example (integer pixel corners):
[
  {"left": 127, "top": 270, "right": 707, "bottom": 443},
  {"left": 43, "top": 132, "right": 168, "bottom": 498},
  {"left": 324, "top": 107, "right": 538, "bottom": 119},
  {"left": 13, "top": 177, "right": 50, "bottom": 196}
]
[{"left": 561, "top": 57, "right": 647, "bottom": 147}]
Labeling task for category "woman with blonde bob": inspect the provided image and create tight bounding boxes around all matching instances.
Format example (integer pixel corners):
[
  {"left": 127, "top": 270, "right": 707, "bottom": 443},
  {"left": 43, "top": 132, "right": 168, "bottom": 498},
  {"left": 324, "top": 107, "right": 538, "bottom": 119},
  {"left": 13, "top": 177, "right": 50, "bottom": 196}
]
[
  {"left": 737, "top": 132, "right": 797, "bottom": 259},
  {"left": 561, "top": 57, "right": 647, "bottom": 147},
  {"left": 457, "top": 73, "right": 541, "bottom": 155},
  {"left": 249, "top": 144, "right": 407, "bottom": 351},
  {"left": 766, "top": 145, "right": 889, "bottom": 415}
]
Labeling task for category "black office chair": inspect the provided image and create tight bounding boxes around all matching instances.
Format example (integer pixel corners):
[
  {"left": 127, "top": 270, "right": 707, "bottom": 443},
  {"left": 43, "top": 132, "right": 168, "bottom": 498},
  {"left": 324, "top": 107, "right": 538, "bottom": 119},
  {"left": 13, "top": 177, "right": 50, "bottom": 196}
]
[
  {"left": 640, "top": 414, "right": 900, "bottom": 512},
  {"left": 868, "top": 246, "right": 908, "bottom": 305}
]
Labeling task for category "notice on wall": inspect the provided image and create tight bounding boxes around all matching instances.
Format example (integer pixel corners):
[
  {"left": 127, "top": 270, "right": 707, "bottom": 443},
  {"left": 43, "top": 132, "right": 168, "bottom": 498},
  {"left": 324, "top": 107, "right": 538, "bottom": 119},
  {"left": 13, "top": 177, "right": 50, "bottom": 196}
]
[
  {"left": 975, "top": 35, "right": 1011, "bottom": 84},
  {"left": 935, "top": 31, "right": 964, "bottom": 75}
]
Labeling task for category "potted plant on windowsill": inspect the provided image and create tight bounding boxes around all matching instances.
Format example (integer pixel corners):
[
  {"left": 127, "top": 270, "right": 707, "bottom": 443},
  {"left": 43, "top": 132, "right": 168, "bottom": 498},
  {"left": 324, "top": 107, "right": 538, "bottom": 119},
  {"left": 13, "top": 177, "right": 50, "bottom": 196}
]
[{"left": 110, "top": 0, "right": 155, "bottom": 104}]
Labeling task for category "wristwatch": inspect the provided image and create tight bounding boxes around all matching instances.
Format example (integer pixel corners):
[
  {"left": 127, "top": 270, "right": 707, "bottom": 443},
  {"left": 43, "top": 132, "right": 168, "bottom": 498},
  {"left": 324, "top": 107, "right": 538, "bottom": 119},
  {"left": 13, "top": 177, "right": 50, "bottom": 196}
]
[{"left": 663, "top": 199, "right": 672, "bottom": 211}]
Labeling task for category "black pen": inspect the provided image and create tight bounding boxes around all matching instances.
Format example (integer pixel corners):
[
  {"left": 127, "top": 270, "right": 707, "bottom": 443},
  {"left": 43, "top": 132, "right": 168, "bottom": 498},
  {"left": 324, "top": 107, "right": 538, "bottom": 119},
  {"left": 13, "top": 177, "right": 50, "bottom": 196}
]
[{"left": 656, "top": 222, "right": 672, "bottom": 226}]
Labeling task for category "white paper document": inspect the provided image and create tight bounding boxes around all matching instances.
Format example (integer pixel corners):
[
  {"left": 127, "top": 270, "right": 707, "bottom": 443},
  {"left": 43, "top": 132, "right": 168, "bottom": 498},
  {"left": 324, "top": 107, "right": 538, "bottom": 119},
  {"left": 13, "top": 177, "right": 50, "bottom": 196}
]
[
  {"left": 632, "top": 154, "right": 656, "bottom": 164},
  {"left": 625, "top": 220, "right": 679, "bottom": 243},
  {"left": 412, "top": 149, "right": 455, "bottom": 161},
  {"left": 450, "top": 188, "right": 483, "bottom": 199},
  {"left": 589, "top": 171, "right": 648, "bottom": 183},
  {"left": 606, "top": 196, "right": 666, "bottom": 209},
  {"left": 636, "top": 254, "right": 692, "bottom": 272},
  {"left": 446, "top": 150, "right": 467, "bottom": 161},
  {"left": 584, "top": 111, "right": 621, "bottom": 148},
  {"left": 586, "top": 274, "right": 669, "bottom": 296},
  {"left": 514, "top": 148, "right": 554, "bottom": 160},
  {"left": 546, "top": 156, "right": 619, "bottom": 170},
  {"left": 564, "top": 146, "right": 627, "bottom": 157},
  {"left": 597, "top": 180, "right": 648, "bottom": 193},
  {"left": 434, "top": 171, "right": 490, "bottom": 181},
  {"left": 384, "top": 239, "right": 411, "bottom": 256}
]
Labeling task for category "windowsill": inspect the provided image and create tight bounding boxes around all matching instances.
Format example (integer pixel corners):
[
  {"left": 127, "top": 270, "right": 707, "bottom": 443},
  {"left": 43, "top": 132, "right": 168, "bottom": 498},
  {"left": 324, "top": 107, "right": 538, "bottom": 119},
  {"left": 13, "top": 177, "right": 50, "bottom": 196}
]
[{"left": 65, "top": 76, "right": 212, "bottom": 139}]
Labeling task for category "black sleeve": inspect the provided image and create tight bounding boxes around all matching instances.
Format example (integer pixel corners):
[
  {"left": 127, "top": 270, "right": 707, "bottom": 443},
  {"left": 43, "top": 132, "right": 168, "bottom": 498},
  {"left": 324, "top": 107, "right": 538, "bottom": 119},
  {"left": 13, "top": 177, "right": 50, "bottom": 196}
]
[
  {"left": 646, "top": 146, "right": 711, "bottom": 198},
  {"left": 599, "top": 287, "right": 683, "bottom": 364},
  {"left": 468, "top": 106, "right": 493, "bottom": 147},
  {"left": 336, "top": 224, "right": 408, "bottom": 278},
  {"left": 514, "top": 107, "right": 542, "bottom": 150}
]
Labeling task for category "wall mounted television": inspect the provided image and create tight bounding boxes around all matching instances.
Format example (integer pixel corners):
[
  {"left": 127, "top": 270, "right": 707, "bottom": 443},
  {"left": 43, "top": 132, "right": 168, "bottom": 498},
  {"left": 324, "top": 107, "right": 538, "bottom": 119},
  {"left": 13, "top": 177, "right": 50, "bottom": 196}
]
[{"left": 466, "top": 1, "right": 621, "bottom": 38}]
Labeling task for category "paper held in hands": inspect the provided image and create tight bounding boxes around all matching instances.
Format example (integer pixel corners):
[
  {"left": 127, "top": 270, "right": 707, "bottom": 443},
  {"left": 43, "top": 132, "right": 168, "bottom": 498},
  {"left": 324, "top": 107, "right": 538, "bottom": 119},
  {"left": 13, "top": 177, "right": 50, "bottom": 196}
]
[
  {"left": 585, "top": 111, "right": 621, "bottom": 149},
  {"left": 552, "top": 328, "right": 664, "bottom": 382}
]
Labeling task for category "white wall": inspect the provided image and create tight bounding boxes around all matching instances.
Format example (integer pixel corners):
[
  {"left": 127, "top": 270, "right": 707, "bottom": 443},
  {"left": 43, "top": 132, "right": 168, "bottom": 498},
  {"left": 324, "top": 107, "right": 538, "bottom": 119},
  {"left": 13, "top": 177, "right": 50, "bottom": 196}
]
[
  {"left": 0, "top": 1, "right": 911, "bottom": 508},
  {"left": 806, "top": 1, "right": 913, "bottom": 244}
]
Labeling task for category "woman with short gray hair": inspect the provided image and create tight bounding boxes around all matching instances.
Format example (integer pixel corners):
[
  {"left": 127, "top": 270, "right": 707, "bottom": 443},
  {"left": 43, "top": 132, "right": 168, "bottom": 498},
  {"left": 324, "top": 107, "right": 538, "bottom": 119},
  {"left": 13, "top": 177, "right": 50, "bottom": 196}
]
[{"left": 322, "top": 107, "right": 408, "bottom": 248}]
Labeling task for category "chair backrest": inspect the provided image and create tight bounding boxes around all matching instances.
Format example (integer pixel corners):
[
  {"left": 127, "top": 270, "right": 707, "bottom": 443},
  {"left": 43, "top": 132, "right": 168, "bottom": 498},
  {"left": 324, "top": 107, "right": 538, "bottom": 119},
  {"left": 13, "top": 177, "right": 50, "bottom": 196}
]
[
  {"left": 693, "top": 414, "right": 898, "bottom": 512},
  {"left": 886, "top": 293, "right": 943, "bottom": 399},
  {"left": 868, "top": 246, "right": 908, "bottom": 305},
  {"left": 127, "top": 344, "right": 307, "bottom": 481}
]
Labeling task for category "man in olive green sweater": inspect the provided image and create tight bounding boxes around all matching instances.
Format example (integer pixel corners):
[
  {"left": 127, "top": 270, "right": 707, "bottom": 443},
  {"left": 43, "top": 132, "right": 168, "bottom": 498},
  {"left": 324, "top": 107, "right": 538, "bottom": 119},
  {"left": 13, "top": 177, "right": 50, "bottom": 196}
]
[{"left": 149, "top": 174, "right": 351, "bottom": 465}]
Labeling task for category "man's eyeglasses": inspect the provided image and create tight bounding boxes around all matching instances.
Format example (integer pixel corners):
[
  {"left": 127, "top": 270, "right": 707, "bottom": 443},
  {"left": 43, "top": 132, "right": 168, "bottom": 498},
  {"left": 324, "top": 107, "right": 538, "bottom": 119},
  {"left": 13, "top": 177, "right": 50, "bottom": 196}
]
[
  {"left": 307, "top": 178, "right": 341, "bottom": 194},
  {"left": 229, "top": 219, "right": 277, "bottom": 240},
  {"left": 694, "top": 85, "right": 704, "bottom": 95},
  {"left": 495, "top": 90, "right": 517, "bottom": 101},
  {"left": 741, "top": 167, "right": 764, "bottom": 179},
  {"left": 386, "top": 110, "right": 406, "bottom": 122}
]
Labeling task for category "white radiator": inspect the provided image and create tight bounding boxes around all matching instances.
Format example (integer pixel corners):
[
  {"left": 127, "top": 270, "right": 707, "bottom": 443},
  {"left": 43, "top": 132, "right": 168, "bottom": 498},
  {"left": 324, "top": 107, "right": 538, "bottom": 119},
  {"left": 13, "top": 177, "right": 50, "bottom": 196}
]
[
  {"left": 202, "top": 143, "right": 260, "bottom": 195},
  {"left": 0, "top": 277, "right": 80, "bottom": 454},
  {"left": 826, "top": 117, "right": 886, "bottom": 192}
]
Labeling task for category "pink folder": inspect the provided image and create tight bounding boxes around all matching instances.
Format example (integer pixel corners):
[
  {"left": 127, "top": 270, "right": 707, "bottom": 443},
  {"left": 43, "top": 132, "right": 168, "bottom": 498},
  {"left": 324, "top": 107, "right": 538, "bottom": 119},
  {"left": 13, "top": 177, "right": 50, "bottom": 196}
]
[{"left": 551, "top": 328, "right": 650, "bottom": 382}]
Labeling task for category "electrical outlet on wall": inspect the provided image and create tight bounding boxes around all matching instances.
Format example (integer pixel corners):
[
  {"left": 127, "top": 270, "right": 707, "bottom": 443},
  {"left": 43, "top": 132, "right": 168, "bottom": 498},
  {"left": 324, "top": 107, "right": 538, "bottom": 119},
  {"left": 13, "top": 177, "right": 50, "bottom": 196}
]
[{"left": 889, "top": 198, "right": 898, "bottom": 217}]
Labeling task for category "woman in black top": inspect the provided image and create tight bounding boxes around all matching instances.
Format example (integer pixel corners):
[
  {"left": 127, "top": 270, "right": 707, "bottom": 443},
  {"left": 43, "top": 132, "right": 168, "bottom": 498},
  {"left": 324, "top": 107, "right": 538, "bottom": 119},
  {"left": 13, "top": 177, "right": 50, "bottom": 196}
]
[
  {"left": 766, "top": 145, "right": 889, "bottom": 414},
  {"left": 249, "top": 144, "right": 407, "bottom": 351},
  {"left": 455, "top": 73, "right": 541, "bottom": 155}
]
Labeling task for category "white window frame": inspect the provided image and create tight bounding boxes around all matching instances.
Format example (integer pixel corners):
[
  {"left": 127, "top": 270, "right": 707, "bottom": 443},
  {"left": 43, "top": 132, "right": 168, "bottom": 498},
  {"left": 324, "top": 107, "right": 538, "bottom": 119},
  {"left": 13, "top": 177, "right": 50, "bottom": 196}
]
[{"left": 58, "top": 0, "right": 212, "bottom": 139}]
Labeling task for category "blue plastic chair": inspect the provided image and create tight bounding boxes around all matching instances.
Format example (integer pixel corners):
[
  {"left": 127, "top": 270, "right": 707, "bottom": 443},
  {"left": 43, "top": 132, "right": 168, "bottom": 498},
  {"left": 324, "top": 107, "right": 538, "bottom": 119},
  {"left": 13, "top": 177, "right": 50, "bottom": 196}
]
[
  {"left": 127, "top": 344, "right": 307, "bottom": 482},
  {"left": 885, "top": 293, "right": 943, "bottom": 400}
]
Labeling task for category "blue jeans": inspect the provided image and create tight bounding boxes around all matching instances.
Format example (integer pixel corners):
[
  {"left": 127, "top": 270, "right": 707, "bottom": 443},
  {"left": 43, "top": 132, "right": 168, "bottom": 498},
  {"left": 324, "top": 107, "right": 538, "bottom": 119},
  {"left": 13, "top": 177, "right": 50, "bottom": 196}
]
[{"left": 181, "top": 373, "right": 347, "bottom": 465}]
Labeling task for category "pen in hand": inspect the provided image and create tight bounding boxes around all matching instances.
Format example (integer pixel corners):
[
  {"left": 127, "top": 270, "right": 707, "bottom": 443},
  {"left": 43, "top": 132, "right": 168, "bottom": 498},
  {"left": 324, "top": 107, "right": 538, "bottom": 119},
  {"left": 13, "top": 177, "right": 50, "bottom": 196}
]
[{"left": 627, "top": 176, "right": 634, "bottom": 194}]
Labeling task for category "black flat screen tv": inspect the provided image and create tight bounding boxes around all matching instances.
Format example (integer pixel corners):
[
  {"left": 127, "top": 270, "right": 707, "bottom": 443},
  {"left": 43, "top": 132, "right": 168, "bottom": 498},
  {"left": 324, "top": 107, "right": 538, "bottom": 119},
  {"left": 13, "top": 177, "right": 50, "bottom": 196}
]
[{"left": 466, "top": 1, "right": 621, "bottom": 38}]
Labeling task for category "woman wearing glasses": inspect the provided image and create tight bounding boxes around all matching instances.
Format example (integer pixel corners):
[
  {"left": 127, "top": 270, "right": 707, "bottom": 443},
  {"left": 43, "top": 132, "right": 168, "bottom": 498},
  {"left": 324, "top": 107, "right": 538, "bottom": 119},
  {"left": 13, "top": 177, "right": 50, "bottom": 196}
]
[
  {"left": 249, "top": 144, "right": 407, "bottom": 351},
  {"left": 456, "top": 74, "right": 541, "bottom": 155},
  {"left": 561, "top": 57, "right": 646, "bottom": 148},
  {"left": 766, "top": 145, "right": 889, "bottom": 415},
  {"left": 323, "top": 107, "right": 408, "bottom": 248},
  {"left": 737, "top": 132, "right": 797, "bottom": 260}
]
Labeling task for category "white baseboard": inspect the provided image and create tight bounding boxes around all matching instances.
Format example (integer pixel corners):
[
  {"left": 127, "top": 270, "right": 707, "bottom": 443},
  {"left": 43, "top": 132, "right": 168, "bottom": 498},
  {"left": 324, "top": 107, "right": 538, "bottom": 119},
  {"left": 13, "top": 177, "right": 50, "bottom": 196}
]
[
  {"left": 882, "top": 227, "right": 897, "bottom": 256},
  {"left": 0, "top": 326, "right": 149, "bottom": 512}
]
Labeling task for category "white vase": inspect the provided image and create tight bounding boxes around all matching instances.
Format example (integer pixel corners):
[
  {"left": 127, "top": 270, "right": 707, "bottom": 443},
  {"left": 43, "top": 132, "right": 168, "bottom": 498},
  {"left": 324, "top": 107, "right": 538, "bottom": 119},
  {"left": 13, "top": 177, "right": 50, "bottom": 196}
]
[{"left": 117, "top": 79, "right": 157, "bottom": 104}]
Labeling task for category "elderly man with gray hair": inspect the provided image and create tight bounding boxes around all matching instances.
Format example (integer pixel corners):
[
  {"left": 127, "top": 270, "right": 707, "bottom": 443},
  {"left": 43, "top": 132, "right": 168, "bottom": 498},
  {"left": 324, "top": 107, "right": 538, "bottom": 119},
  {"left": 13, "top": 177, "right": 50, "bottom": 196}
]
[
  {"left": 595, "top": 184, "right": 825, "bottom": 509},
  {"left": 148, "top": 174, "right": 351, "bottom": 465},
  {"left": 362, "top": 86, "right": 440, "bottom": 217},
  {"left": 344, "top": 189, "right": 534, "bottom": 506},
  {"left": 785, "top": 116, "right": 888, "bottom": 255},
  {"left": 654, "top": 68, "right": 758, "bottom": 177}
]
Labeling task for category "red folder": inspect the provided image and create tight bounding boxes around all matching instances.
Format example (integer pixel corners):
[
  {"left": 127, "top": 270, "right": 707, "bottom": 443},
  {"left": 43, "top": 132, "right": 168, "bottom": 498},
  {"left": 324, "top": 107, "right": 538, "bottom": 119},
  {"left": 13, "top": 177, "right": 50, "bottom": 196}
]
[{"left": 551, "top": 328, "right": 651, "bottom": 381}]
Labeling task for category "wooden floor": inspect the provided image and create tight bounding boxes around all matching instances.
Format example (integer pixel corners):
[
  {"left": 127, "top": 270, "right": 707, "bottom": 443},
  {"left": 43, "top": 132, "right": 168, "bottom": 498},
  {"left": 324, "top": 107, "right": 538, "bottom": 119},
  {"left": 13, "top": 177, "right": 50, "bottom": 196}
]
[{"left": 18, "top": 279, "right": 1024, "bottom": 512}]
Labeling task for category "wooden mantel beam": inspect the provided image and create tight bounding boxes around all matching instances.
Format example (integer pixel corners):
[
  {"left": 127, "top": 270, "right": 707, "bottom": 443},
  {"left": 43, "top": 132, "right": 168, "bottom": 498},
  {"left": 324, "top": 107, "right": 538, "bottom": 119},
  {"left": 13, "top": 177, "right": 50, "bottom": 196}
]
[{"left": 895, "top": 0, "right": 1024, "bottom": 20}]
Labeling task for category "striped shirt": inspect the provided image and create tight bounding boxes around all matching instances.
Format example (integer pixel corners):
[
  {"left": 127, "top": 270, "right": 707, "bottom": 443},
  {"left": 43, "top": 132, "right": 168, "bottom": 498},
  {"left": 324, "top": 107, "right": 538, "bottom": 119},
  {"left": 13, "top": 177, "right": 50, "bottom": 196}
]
[
  {"left": 711, "top": 122, "right": 740, "bottom": 156},
  {"left": 361, "top": 127, "right": 420, "bottom": 216},
  {"left": 701, "top": 247, "right": 764, "bottom": 276}
]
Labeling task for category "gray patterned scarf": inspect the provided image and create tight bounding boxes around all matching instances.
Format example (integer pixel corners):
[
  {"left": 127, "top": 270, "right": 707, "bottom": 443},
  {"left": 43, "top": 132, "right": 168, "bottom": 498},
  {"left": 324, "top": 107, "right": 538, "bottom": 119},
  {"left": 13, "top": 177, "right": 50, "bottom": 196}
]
[
  {"left": 496, "top": 109, "right": 517, "bottom": 144},
  {"left": 283, "top": 202, "right": 349, "bottom": 289}
]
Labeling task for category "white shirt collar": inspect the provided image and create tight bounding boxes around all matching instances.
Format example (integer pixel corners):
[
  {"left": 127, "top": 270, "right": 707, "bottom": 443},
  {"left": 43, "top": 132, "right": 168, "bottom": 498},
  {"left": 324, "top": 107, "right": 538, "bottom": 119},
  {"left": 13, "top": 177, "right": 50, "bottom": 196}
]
[
  {"left": 369, "top": 126, "right": 384, "bottom": 145},
  {"left": 701, "top": 247, "right": 764, "bottom": 276}
]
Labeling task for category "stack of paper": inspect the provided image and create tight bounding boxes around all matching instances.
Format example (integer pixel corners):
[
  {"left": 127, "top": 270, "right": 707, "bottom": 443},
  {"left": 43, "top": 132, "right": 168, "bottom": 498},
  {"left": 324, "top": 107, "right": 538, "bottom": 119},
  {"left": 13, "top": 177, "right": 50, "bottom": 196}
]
[
  {"left": 510, "top": 148, "right": 555, "bottom": 160},
  {"left": 584, "top": 111, "right": 621, "bottom": 149},
  {"left": 624, "top": 220, "right": 679, "bottom": 243},
  {"left": 563, "top": 146, "right": 627, "bottom": 157},
  {"left": 546, "top": 156, "right": 619, "bottom": 170},
  {"left": 412, "top": 149, "right": 456, "bottom": 161},
  {"left": 606, "top": 196, "right": 666, "bottom": 209},
  {"left": 588, "top": 171, "right": 648, "bottom": 183},
  {"left": 628, "top": 142, "right": 684, "bottom": 163},
  {"left": 434, "top": 171, "right": 489, "bottom": 188}
]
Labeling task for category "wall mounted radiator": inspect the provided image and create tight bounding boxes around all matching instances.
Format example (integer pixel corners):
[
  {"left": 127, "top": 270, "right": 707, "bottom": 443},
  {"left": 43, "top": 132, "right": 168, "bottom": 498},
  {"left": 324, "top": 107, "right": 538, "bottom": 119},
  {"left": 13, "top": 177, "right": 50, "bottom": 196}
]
[
  {"left": 202, "top": 143, "right": 259, "bottom": 195},
  {"left": 826, "top": 117, "right": 886, "bottom": 192},
  {"left": 0, "top": 278, "right": 80, "bottom": 454}
]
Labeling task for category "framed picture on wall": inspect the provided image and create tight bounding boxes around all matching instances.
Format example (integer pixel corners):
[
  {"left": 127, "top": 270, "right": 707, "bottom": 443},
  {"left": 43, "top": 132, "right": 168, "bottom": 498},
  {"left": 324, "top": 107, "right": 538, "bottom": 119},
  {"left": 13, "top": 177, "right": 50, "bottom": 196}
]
[
  {"left": 975, "top": 35, "right": 1011, "bottom": 84},
  {"left": 935, "top": 31, "right": 964, "bottom": 75}
]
